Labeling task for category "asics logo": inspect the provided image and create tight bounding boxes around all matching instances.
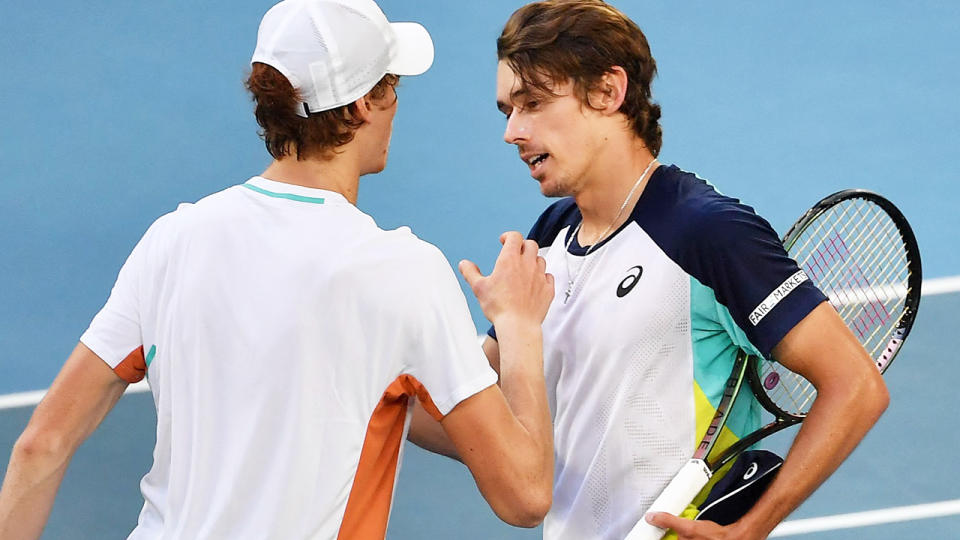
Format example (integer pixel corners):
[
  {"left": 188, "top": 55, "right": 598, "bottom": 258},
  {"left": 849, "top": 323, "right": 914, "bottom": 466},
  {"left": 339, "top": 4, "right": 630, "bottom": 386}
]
[
  {"left": 616, "top": 265, "right": 643, "bottom": 297},
  {"left": 744, "top": 462, "right": 759, "bottom": 480}
]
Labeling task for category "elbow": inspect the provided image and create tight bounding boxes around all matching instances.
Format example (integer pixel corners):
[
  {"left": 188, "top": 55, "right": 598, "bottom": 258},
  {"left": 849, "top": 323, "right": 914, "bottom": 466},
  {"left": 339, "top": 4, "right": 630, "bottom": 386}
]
[
  {"left": 494, "top": 480, "right": 552, "bottom": 527},
  {"left": 869, "top": 372, "right": 890, "bottom": 418},
  {"left": 516, "top": 486, "right": 552, "bottom": 527},
  {"left": 12, "top": 429, "right": 73, "bottom": 470},
  {"left": 851, "top": 367, "right": 889, "bottom": 422}
]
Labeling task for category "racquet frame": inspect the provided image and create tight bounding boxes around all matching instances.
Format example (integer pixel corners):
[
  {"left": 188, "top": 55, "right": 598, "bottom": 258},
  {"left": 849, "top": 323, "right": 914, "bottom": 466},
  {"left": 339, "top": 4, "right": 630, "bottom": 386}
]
[{"left": 704, "top": 189, "right": 922, "bottom": 473}]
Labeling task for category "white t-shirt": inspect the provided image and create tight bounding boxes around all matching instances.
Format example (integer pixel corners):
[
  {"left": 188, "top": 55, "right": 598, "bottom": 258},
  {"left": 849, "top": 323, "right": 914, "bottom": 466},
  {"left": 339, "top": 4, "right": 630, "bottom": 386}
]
[
  {"left": 81, "top": 176, "right": 497, "bottom": 540},
  {"left": 490, "top": 166, "right": 825, "bottom": 539}
]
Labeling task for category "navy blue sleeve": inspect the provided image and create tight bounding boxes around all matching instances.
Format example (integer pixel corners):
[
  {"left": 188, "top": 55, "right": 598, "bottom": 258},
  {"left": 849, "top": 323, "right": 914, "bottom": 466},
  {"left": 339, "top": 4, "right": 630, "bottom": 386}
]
[{"left": 680, "top": 197, "right": 827, "bottom": 357}]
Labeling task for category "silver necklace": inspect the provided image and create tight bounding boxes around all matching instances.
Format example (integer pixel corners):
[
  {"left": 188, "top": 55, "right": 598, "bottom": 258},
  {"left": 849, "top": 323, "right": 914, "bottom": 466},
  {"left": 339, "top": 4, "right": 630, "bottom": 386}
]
[{"left": 562, "top": 158, "right": 658, "bottom": 304}]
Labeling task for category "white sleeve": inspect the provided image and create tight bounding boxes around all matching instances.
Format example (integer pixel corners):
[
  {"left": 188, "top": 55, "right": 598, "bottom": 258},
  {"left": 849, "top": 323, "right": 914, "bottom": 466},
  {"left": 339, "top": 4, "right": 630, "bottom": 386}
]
[
  {"left": 401, "top": 245, "right": 497, "bottom": 418},
  {"left": 79, "top": 218, "right": 164, "bottom": 375}
]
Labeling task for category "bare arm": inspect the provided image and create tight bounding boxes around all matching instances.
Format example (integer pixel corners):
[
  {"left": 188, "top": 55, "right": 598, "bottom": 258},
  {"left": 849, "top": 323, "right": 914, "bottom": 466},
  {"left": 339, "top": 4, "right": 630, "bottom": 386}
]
[
  {"left": 0, "top": 343, "right": 129, "bottom": 540},
  {"left": 411, "top": 232, "right": 554, "bottom": 527},
  {"left": 440, "top": 327, "right": 551, "bottom": 527},
  {"left": 649, "top": 301, "right": 889, "bottom": 539},
  {"left": 482, "top": 334, "right": 502, "bottom": 376},
  {"left": 408, "top": 336, "right": 501, "bottom": 461}
]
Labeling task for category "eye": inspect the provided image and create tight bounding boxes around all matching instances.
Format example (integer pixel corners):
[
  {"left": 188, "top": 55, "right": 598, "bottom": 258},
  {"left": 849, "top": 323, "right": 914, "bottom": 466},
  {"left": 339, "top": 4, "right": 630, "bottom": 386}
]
[{"left": 525, "top": 100, "right": 540, "bottom": 111}]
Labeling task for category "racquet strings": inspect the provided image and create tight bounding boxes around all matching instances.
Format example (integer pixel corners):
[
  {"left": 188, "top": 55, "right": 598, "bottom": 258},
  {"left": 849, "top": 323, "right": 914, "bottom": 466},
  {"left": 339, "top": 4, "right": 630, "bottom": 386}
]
[{"left": 758, "top": 197, "right": 910, "bottom": 416}]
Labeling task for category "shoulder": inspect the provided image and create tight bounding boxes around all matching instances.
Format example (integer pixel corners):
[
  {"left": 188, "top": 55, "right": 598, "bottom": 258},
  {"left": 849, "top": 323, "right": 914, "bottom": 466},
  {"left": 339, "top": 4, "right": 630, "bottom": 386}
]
[
  {"left": 138, "top": 184, "right": 244, "bottom": 240},
  {"left": 361, "top": 230, "right": 469, "bottom": 323},
  {"left": 683, "top": 194, "right": 773, "bottom": 250},
  {"left": 358, "top": 226, "right": 456, "bottom": 287},
  {"left": 131, "top": 201, "right": 196, "bottom": 252},
  {"left": 527, "top": 197, "right": 580, "bottom": 244},
  {"left": 375, "top": 225, "right": 446, "bottom": 262},
  {"left": 665, "top": 168, "right": 756, "bottom": 228},
  {"left": 647, "top": 166, "right": 776, "bottom": 251},
  {"left": 632, "top": 167, "right": 764, "bottom": 259}
]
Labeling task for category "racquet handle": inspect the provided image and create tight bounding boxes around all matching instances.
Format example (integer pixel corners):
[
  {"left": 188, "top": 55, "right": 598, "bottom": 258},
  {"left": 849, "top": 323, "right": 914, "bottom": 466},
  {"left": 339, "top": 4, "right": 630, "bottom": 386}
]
[{"left": 624, "top": 459, "right": 712, "bottom": 540}]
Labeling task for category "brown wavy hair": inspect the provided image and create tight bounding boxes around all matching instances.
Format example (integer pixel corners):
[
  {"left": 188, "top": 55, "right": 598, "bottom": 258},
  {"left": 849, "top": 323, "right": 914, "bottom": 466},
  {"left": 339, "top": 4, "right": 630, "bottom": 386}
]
[
  {"left": 497, "top": 0, "right": 662, "bottom": 156},
  {"left": 245, "top": 63, "right": 399, "bottom": 160}
]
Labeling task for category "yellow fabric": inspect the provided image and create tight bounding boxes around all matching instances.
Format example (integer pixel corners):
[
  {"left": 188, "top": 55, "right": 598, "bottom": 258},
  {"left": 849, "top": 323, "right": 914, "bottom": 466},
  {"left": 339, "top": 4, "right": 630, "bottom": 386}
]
[
  {"left": 661, "top": 504, "right": 701, "bottom": 539},
  {"left": 691, "top": 381, "right": 743, "bottom": 507},
  {"left": 660, "top": 371, "right": 753, "bottom": 538}
]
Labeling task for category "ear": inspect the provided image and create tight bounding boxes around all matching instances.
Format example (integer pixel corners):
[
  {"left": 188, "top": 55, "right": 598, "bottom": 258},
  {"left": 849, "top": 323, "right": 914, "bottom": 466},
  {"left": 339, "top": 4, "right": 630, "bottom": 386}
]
[
  {"left": 587, "top": 66, "right": 628, "bottom": 114},
  {"left": 352, "top": 94, "right": 374, "bottom": 124}
]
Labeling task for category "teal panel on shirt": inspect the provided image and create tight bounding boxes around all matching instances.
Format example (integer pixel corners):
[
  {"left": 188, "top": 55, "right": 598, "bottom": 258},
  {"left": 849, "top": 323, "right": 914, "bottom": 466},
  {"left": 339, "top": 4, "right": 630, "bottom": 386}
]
[{"left": 690, "top": 276, "right": 762, "bottom": 439}]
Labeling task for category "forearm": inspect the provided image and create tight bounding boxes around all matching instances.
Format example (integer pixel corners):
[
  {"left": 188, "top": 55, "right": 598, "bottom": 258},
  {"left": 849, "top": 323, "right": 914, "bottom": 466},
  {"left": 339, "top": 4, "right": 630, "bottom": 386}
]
[
  {"left": 443, "top": 322, "right": 553, "bottom": 526},
  {"left": 0, "top": 343, "right": 128, "bottom": 539},
  {"left": 735, "top": 372, "right": 888, "bottom": 537},
  {"left": 450, "top": 233, "right": 554, "bottom": 524},
  {"left": 0, "top": 434, "right": 74, "bottom": 539},
  {"left": 493, "top": 320, "right": 553, "bottom": 484}
]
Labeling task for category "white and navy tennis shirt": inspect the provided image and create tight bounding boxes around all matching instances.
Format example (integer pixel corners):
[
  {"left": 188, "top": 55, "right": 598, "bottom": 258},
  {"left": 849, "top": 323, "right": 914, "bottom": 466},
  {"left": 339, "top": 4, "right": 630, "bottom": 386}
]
[{"left": 490, "top": 165, "right": 826, "bottom": 540}]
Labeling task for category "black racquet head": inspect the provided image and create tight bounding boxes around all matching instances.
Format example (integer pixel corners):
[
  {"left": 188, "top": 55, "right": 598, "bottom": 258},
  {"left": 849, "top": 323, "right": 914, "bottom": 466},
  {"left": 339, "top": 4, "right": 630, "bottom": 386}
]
[{"left": 750, "top": 189, "right": 922, "bottom": 420}]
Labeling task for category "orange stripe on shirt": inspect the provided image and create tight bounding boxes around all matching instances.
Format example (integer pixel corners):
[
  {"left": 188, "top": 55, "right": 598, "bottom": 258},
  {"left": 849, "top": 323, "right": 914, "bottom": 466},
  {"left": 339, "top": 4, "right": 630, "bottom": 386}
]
[
  {"left": 337, "top": 375, "right": 441, "bottom": 540},
  {"left": 113, "top": 346, "right": 146, "bottom": 383}
]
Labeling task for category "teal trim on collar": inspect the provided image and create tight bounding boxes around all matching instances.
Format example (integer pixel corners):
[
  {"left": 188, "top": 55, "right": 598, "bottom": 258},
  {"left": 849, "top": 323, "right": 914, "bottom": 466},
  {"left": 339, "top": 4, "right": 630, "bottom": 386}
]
[{"left": 243, "top": 183, "right": 325, "bottom": 204}]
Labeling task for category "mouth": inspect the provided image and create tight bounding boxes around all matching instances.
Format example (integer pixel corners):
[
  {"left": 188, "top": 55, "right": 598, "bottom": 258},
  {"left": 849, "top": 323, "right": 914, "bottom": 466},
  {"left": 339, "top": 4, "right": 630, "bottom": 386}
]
[{"left": 523, "top": 152, "right": 550, "bottom": 176}]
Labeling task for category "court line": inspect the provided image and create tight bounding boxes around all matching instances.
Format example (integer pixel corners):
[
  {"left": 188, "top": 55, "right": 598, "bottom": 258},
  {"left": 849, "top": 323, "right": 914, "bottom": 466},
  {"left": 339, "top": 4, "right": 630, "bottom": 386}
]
[
  {"left": 822, "top": 274, "right": 960, "bottom": 305},
  {"left": 0, "top": 278, "right": 958, "bottom": 536},
  {"left": 770, "top": 499, "right": 960, "bottom": 536},
  {"left": 922, "top": 275, "right": 960, "bottom": 296},
  {"left": 1, "top": 273, "right": 958, "bottom": 411},
  {"left": 0, "top": 381, "right": 149, "bottom": 411}
]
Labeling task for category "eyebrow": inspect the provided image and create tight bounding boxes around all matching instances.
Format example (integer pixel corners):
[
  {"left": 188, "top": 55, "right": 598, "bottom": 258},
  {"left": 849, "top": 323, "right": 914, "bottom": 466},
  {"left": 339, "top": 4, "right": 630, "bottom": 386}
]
[{"left": 496, "top": 88, "right": 529, "bottom": 114}]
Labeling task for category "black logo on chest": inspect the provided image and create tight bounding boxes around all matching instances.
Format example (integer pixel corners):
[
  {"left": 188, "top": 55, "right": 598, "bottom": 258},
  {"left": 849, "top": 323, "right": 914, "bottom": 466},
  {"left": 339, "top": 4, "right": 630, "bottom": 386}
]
[{"left": 616, "top": 265, "right": 643, "bottom": 297}]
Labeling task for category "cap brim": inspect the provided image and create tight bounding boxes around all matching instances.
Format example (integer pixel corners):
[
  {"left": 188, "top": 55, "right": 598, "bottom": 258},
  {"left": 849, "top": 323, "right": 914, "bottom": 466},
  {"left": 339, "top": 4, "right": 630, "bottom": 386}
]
[{"left": 388, "top": 22, "right": 434, "bottom": 76}]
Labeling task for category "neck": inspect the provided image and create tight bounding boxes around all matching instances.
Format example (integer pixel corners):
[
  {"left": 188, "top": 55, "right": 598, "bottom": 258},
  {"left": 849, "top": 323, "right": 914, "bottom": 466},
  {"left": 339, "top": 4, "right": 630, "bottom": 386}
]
[
  {"left": 573, "top": 139, "right": 658, "bottom": 242},
  {"left": 260, "top": 147, "right": 362, "bottom": 205}
]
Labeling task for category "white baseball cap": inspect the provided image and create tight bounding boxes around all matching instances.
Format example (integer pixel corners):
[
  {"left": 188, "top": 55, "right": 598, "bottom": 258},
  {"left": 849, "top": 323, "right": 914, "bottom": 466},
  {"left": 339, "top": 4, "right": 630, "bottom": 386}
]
[{"left": 251, "top": 0, "right": 434, "bottom": 117}]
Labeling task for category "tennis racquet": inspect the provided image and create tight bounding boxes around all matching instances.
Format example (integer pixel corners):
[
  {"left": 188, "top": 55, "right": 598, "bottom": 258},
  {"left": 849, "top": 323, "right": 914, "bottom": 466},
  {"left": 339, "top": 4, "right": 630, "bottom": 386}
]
[{"left": 625, "top": 189, "right": 922, "bottom": 540}]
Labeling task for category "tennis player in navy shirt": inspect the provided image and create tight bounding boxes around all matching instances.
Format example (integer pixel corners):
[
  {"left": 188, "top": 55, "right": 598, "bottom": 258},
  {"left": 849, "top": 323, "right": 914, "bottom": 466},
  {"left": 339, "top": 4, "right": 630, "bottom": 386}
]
[{"left": 408, "top": 2, "right": 889, "bottom": 539}]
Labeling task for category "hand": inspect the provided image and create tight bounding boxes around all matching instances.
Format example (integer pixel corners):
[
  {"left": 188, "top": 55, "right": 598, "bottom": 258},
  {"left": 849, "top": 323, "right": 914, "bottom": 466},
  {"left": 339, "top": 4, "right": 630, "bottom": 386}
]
[
  {"left": 645, "top": 513, "right": 757, "bottom": 540},
  {"left": 459, "top": 231, "right": 554, "bottom": 328}
]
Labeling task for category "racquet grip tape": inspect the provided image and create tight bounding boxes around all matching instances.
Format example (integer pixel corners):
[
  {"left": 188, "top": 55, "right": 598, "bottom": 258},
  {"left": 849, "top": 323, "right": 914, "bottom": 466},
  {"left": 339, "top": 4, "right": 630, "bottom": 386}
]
[{"left": 624, "top": 459, "right": 712, "bottom": 540}]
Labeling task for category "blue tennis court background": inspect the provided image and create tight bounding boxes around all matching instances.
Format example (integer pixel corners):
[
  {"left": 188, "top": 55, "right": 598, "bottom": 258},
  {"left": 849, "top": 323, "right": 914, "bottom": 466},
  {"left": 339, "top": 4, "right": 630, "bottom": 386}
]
[{"left": 1, "top": 1, "right": 958, "bottom": 538}]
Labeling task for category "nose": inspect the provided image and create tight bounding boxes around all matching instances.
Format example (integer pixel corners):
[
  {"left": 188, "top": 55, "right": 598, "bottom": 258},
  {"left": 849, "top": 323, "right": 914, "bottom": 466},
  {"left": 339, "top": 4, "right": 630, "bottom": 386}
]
[{"left": 503, "top": 113, "right": 528, "bottom": 145}]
